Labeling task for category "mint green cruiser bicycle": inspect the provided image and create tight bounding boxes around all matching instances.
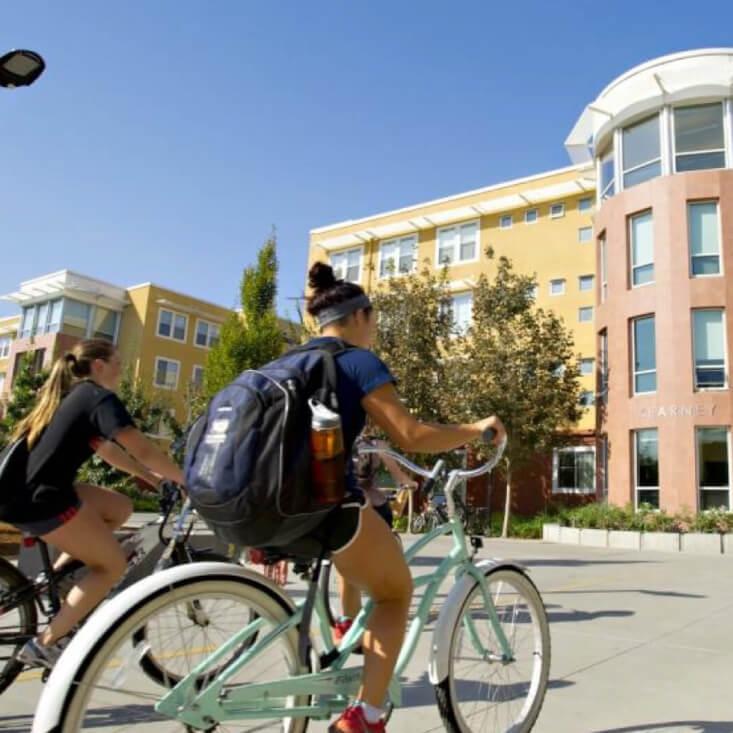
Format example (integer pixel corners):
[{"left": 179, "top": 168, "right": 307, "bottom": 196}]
[{"left": 32, "top": 436, "right": 551, "bottom": 733}]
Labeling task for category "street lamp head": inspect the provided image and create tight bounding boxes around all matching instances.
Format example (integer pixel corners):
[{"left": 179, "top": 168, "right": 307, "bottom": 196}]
[{"left": 0, "top": 49, "right": 45, "bottom": 89}]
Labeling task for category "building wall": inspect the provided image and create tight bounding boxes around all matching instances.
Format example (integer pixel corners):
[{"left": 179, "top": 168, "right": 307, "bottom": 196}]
[{"left": 596, "top": 169, "right": 733, "bottom": 512}]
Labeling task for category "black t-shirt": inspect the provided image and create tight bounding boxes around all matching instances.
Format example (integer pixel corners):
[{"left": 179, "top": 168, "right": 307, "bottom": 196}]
[{"left": 26, "top": 380, "right": 135, "bottom": 489}]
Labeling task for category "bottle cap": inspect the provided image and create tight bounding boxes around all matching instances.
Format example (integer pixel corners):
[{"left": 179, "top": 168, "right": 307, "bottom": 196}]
[{"left": 309, "top": 398, "right": 341, "bottom": 430}]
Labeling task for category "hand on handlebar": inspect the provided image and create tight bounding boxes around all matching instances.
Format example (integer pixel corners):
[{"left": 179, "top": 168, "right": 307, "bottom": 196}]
[{"left": 476, "top": 415, "right": 506, "bottom": 447}]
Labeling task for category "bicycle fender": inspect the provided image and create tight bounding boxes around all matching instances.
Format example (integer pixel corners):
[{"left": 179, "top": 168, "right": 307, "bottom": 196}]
[
  {"left": 32, "top": 562, "right": 296, "bottom": 733},
  {"left": 427, "top": 558, "right": 528, "bottom": 685}
]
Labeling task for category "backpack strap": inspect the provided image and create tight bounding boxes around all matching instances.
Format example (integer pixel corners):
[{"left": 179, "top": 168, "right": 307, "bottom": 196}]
[{"left": 288, "top": 339, "right": 355, "bottom": 411}]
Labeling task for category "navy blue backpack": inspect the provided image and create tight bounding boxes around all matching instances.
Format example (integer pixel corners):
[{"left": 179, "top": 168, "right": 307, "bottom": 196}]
[{"left": 184, "top": 340, "right": 351, "bottom": 549}]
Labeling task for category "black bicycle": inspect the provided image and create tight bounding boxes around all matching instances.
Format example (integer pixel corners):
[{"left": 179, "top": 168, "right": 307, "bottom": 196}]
[{"left": 0, "top": 480, "right": 232, "bottom": 693}]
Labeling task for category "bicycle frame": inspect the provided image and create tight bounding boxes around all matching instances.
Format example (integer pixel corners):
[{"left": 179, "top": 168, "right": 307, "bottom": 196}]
[{"left": 155, "top": 453, "right": 514, "bottom": 729}]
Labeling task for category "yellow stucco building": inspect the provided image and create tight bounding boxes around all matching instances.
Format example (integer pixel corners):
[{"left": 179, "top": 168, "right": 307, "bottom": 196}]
[
  {"left": 0, "top": 270, "right": 232, "bottom": 431},
  {"left": 308, "top": 163, "right": 598, "bottom": 509}
]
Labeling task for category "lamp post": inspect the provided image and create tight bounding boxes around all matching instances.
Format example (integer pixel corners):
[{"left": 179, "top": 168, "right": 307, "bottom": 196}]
[{"left": 0, "top": 49, "right": 45, "bottom": 89}]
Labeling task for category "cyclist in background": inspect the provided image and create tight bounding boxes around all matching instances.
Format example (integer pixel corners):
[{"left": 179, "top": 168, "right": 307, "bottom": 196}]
[{"left": 0, "top": 339, "right": 185, "bottom": 668}]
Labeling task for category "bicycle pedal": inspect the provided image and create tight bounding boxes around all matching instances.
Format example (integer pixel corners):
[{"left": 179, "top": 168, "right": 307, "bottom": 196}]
[{"left": 470, "top": 536, "right": 484, "bottom": 550}]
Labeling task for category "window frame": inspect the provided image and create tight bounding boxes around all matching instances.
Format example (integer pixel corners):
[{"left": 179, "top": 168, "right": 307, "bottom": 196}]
[
  {"left": 0, "top": 336, "right": 10, "bottom": 360},
  {"left": 673, "top": 102, "right": 727, "bottom": 173},
  {"left": 632, "top": 315, "right": 657, "bottom": 395},
  {"left": 552, "top": 446, "right": 596, "bottom": 494},
  {"left": 578, "top": 226, "right": 593, "bottom": 243},
  {"left": 580, "top": 357, "right": 595, "bottom": 376},
  {"left": 329, "top": 246, "right": 363, "bottom": 283},
  {"left": 194, "top": 319, "right": 221, "bottom": 350},
  {"left": 579, "top": 197, "right": 593, "bottom": 212},
  {"left": 153, "top": 356, "right": 181, "bottom": 391},
  {"left": 621, "top": 113, "right": 662, "bottom": 189},
  {"left": 524, "top": 208, "right": 539, "bottom": 225},
  {"left": 579, "top": 274, "right": 595, "bottom": 292},
  {"left": 599, "top": 328, "right": 608, "bottom": 401},
  {"left": 550, "top": 203, "right": 565, "bottom": 219},
  {"left": 578, "top": 306, "right": 594, "bottom": 323},
  {"left": 191, "top": 364, "right": 205, "bottom": 391},
  {"left": 696, "top": 426, "right": 731, "bottom": 511},
  {"left": 499, "top": 214, "right": 513, "bottom": 230},
  {"left": 599, "top": 233, "right": 608, "bottom": 303},
  {"left": 688, "top": 200, "right": 723, "bottom": 278},
  {"left": 549, "top": 278, "right": 566, "bottom": 296},
  {"left": 629, "top": 210, "right": 655, "bottom": 288},
  {"left": 634, "top": 428, "right": 660, "bottom": 510},
  {"left": 692, "top": 308, "right": 728, "bottom": 391},
  {"left": 445, "top": 291, "right": 474, "bottom": 336},
  {"left": 157, "top": 308, "right": 188, "bottom": 344},
  {"left": 435, "top": 220, "right": 480, "bottom": 267},
  {"left": 378, "top": 234, "right": 417, "bottom": 279}
]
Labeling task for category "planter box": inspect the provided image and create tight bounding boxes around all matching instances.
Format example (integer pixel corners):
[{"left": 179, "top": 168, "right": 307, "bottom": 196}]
[
  {"left": 680, "top": 532, "right": 722, "bottom": 555},
  {"left": 641, "top": 532, "right": 680, "bottom": 553},
  {"left": 542, "top": 523, "right": 561, "bottom": 542},
  {"left": 559, "top": 527, "right": 581, "bottom": 545},
  {"left": 580, "top": 528, "right": 609, "bottom": 548},
  {"left": 608, "top": 530, "right": 642, "bottom": 550}
]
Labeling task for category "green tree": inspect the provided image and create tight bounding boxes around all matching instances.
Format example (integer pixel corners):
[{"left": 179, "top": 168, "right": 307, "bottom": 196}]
[
  {"left": 204, "top": 234, "right": 284, "bottom": 397},
  {"left": 0, "top": 354, "right": 48, "bottom": 448},
  {"left": 371, "top": 261, "right": 455, "bottom": 427},
  {"left": 448, "top": 253, "right": 583, "bottom": 536}
]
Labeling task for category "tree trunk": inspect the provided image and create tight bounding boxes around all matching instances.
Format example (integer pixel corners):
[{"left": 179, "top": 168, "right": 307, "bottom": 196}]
[{"left": 501, "top": 459, "right": 512, "bottom": 539}]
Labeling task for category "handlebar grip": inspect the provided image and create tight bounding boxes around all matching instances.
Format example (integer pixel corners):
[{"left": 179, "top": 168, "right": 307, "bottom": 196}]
[
  {"left": 482, "top": 427, "right": 497, "bottom": 444},
  {"left": 421, "top": 477, "right": 436, "bottom": 495}
]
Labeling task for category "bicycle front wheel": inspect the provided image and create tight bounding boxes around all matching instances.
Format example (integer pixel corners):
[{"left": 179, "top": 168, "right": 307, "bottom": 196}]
[
  {"left": 435, "top": 568, "right": 550, "bottom": 733},
  {"left": 58, "top": 575, "right": 309, "bottom": 732}
]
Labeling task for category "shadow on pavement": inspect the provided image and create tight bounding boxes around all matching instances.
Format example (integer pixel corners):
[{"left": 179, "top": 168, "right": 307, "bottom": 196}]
[
  {"left": 400, "top": 671, "right": 574, "bottom": 708},
  {"left": 545, "top": 588, "right": 706, "bottom": 599},
  {"left": 523, "top": 558, "right": 656, "bottom": 568},
  {"left": 592, "top": 722, "right": 733, "bottom": 732},
  {"left": 546, "top": 607, "right": 635, "bottom": 623}
]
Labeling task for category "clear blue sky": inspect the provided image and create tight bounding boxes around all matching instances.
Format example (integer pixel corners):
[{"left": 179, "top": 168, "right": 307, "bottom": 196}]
[{"left": 1, "top": 1, "right": 731, "bottom": 320}]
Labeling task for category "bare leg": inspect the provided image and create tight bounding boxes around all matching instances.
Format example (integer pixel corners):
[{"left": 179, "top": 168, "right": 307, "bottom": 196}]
[
  {"left": 39, "top": 494, "right": 130, "bottom": 645},
  {"left": 337, "top": 572, "right": 362, "bottom": 619},
  {"left": 52, "top": 484, "right": 132, "bottom": 571},
  {"left": 333, "top": 507, "right": 412, "bottom": 708}
]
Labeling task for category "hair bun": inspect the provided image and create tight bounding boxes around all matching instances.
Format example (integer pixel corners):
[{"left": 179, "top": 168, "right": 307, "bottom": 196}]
[
  {"left": 65, "top": 353, "right": 77, "bottom": 365},
  {"left": 308, "top": 262, "right": 338, "bottom": 292}
]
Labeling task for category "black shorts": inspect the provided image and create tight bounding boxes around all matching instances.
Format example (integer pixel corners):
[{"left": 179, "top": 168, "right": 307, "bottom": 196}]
[
  {"left": 4, "top": 484, "right": 81, "bottom": 537},
  {"left": 373, "top": 501, "right": 393, "bottom": 528}
]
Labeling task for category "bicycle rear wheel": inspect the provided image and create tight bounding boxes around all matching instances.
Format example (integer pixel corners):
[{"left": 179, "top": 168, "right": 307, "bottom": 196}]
[
  {"left": 57, "top": 573, "right": 309, "bottom": 732},
  {"left": 0, "top": 559, "right": 37, "bottom": 694},
  {"left": 435, "top": 568, "right": 550, "bottom": 733}
]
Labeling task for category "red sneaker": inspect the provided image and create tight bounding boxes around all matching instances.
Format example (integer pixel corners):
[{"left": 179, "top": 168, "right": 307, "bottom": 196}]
[
  {"left": 328, "top": 705, "right": 385, "bottom": 733},
  {"left": 333, "top": 618, "right": 354, "bottom": 644}
]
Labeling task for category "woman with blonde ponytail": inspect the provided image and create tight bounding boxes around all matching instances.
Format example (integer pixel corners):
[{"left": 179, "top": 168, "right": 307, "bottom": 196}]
[{"left": 1, "top": 339, "right": 185, "bottom": 670}]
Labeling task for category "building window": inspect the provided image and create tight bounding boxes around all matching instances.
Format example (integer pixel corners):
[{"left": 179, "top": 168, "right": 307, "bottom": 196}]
[
  {"left": 579, "top": 275, "right": 594, "bottom": 292},
  {"left": 689, "top": 201, "right": 721, "bottom": 276},
  {"left": 529, "top": 284, "right": 539, "bottom": 300},
  {"left": 437, "top": 221, "right": 479, "bottom": 265},
  {"left": 550, "top": 279, "right": 566, "bottom": 296},
  {"left": 622, "top": 114, "right": 661, "bottom": 189},
  {"left": 630, "top": 211, "right": 654, "bottom": 287},
  {"left": 550, "top": 203, "right": 565, "bottom": 219},
  {"left": 195, "top": 320, "right": 221, "bottom": 349},
  {"left": 192, "top": 365, "right": 205, "bottom": 390},
  {"left": 525, "top": 209, "right": 538, "bottom": 225},
  {"left": 48, "top": 300, "right": 62, "bottom": 334},
  {"left": 600, "top": 234, "right": 608, "bottom": 303},
  {"left": 19, "top": 306, "right": 34, "bottom": 339},
  {"left": 154, "top": 357, "right": 180, "bottom": 390},
  {"left": 634, "top": 429, "right": 659, "bottom": 509},
  {"left": 63, "top": 300, "right": 92, "bottom": 339},
  {"left": 91, "top": 307, "right": 119, "bottom": 342},
  {"left": 600, "top": 435, "right": 609, "bottom": 500},
  {"left": 578, "top": 226, "right": 592, "bottom": 243},
  {"left": 693, "top": 309, "right": 726, "bottom": 389},
  {"left": 674, "top": 103, "right": 726, "bottom": 173},
  {"left": 0, "top": 372, "right": 5, "bottom": 394},
  {"left": 553, "top": 447, "right": 595, "bottom": 493},
  {"left": 579, "top": 197, "right": 593, "bottom": 212},
  {"left": 600, "top": 329, "right": 608, "bottom": 400},
  {"left": 579, "top": 306, "right": 594, "bottom": 323},
  {"left": 579, "top": 390, "right": 595, "bottom": 407},
  {"left": 330, "top": 248, "right": 361, "bottom": 283},
  {"left": 379, "top": 235, "right": 416, "bottom": 278},
  {"left": 446, "top": 292, "right": 473, "bottom": 335},
  {"left": 632, "top": 315, "right": 656, "bottom": 394},
  {"left": 600, "top": 147, "right": 615, "bottom": 199},
  {"left": 157, "top": 309, "right": 187, "bottom": 342},
  {"left": 0, "top": 337, "right": 10, "bottom": 359},
  {"left": 697, "top": 427, "right": 730, "bottom": 510},
  {"left": 499, "top": 215, "right": 513, "bottom": 229},
  {"left": 580, "top": 358, "right": 595, "bottom": 375}
]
